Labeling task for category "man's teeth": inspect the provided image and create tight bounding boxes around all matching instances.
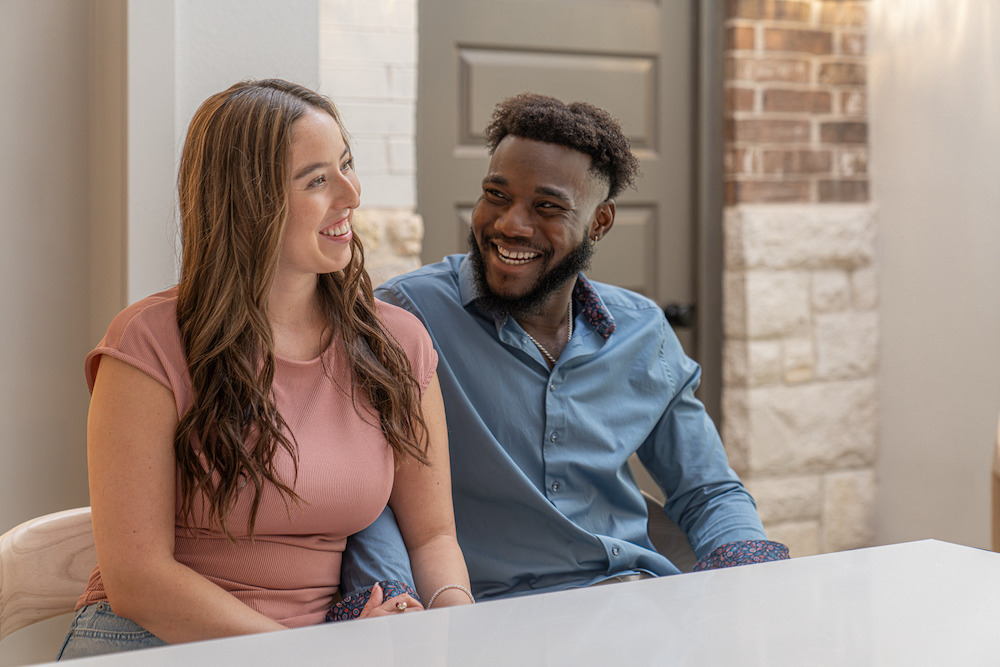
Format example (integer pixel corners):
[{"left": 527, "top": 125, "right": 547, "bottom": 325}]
[
  {"left": 321, "top": 222, "right": 351, "bottom": 237},
  {"left": 496, "top": 245, "right": 539, "bottom": 265}
]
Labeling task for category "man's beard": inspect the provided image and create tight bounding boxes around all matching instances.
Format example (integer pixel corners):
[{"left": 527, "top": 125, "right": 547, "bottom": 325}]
[{"left": 467, "top": 228, "right": 594, "bottom": 318}]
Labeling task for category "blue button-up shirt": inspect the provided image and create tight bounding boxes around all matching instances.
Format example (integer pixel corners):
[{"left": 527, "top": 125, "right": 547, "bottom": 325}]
[{"left": 355, "top": 254, "right": 769, "bottom": 600}]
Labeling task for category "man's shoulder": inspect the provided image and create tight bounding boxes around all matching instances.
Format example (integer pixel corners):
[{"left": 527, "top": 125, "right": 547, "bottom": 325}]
[
  {"left": 583, "top": 277, "right": 662, "bottom": 318},
  {"left": 378, "top": 255, "right": 463, "bottom": 292},
  {"left": 376, "top": 254, "right": 466, "bottom": 315}
]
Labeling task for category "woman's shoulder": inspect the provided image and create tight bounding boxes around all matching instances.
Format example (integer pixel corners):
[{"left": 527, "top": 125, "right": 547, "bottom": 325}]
[
  {"left": 373, "top": 297, "right": 437, "bottom": 386},
  {"left": 374, "top": 297, "right": 429, "bottom": 339},
  {"left": 87, "top": 287, "right": 183, "bottom": 392},
  {"left": 103, "top": 287, "right": 181, "bottom": 345}
]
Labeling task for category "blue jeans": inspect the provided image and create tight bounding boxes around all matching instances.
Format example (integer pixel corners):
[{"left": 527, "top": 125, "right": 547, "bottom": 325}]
[{"left": 58, "top": 602, "right": 166, "bottom": 660}]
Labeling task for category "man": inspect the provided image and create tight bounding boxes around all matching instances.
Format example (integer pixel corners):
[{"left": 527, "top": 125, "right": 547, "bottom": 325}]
[{"left": 340, "top": 93, "right": 786, "bottom": 607}]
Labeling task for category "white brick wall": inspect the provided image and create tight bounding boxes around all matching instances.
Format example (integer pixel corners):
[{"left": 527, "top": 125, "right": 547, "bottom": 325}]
[
  {"left": 319, "top": 0, "right": 423, "bottom": 278},
  {"left": 319, "top": 0, "right": 418, "bottom": 209}
]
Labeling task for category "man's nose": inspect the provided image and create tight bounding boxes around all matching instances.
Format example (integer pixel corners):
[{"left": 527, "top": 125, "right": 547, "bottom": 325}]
[{"left": 494, "top": 203, "right": 533, "bottom": 237}]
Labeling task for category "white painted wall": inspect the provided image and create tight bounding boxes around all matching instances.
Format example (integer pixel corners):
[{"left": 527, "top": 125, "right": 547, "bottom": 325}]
[
  {"left": 0, "top": 4, "right": 93, "bottom": 664},
  {"left": 0, "top": 0, "right": 92, "bottom": 542},
  {"left": 0, "top": 2, "right": 320, "bottom": 663},
  {"left": 125, "top": 1, "right": 180, "bottom": 306},
  {"left": 870, "top": 1, "right": 1000, "bottom": 549},
  {"left": 127, "top": 0, "right": 322, "bottom": 305}
]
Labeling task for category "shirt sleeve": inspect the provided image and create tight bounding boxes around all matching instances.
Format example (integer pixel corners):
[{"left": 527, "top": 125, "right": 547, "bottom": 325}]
[
  {"left": 329, "top": 506, "right": 418, "bottom": 621},
  {"left": 636, "top": 317, "right": 773, "bottom": 561},
  {"left": 692, "top": 539, "right": 790, "bottom": 570}
]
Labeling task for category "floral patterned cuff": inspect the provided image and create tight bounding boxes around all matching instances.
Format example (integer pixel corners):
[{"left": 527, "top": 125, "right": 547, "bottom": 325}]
[
  {"left": 692, "top": 539, "right": 790, "bottom": 572},
  {"left": 326, "top": 579, "right": 420, "bottom": 622}
]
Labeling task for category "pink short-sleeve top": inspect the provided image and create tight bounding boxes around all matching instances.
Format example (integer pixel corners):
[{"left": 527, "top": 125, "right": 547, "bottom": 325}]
[{"left": 77, "top": 286, "right": 437, "bottom": 628}]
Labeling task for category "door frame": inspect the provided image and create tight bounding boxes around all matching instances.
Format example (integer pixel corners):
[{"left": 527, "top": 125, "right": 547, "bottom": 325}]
[{"left": 695, "top": 0, "right": 725, "bottom": 422}]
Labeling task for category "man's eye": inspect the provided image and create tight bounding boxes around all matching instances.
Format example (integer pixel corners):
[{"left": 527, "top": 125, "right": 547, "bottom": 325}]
[{"left": 484, "top": 188, "right": 506, "bottom": 200}]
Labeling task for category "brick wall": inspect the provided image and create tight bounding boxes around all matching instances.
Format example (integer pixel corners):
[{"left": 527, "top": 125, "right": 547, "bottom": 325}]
[
  {"left": 722, "top": 0, "right": 878, "bottom": 556},
  {"left": 725, "top": 0, "right": 869, "bottom": 205}
]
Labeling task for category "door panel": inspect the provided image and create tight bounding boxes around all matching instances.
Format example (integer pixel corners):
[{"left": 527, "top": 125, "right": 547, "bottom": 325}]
[
  {"left": 417, "top": 0, "right": 697, "bottom": 354},
  {"left": 459, "top": 49, "right": 657, "bottom": 149}
]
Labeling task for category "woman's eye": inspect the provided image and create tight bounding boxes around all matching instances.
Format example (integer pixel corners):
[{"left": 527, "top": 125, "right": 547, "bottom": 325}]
[
  {"left": 309, "top": 175, "right": 327, "bottom": 188},
  {"left": 341, "top": 157, "right": 355, "bottom": 173}
]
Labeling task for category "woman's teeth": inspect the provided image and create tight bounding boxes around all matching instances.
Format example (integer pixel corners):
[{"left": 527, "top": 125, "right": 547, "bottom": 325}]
[{"left": 321, "top": 222, "right": 351, "bottom": 237}]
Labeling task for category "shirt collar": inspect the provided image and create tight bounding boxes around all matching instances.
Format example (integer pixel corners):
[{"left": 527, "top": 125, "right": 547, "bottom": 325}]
[
  {"left": 458, "top": 254, "right": 616, "bottom": 340},
  {"left": 572, "top": 274, "right": 616, "bottom": 339}
]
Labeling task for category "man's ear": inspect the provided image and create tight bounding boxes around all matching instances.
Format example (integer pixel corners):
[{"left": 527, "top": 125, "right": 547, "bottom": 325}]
[{"left": 590, "top": 199, "right": 615, "bottom": 242}]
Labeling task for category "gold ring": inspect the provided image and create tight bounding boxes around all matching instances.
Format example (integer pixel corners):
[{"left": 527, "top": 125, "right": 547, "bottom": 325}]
[{"left": 395, "top": 601, "right": 407, "bottom": 612}]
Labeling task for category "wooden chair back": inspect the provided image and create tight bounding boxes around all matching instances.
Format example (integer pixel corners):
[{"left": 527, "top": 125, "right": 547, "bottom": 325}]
[
  {"left": 643, "top": 491, "right": 697, "bottom": 572},
  {"left": 0, "top": 507, "right": 95, "bottom": 641}
]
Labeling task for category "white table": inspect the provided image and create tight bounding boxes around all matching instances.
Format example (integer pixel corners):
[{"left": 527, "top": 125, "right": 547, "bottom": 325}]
[{"left": 53, "top": 540, "right": 1000, "bottom": 666}]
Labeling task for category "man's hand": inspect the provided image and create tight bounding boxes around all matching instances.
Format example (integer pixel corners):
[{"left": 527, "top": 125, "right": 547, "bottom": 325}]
[{"left": 358, "top": 582, "right": 423, "bottom": 618}]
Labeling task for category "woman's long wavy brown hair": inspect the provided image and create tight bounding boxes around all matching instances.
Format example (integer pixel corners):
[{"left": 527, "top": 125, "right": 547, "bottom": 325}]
[{"left": 175, "top": 79, "right": 429, "bottom": 538}]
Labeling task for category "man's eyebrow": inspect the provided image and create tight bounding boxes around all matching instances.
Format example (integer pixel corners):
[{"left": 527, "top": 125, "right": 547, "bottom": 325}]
[
  {"left": 482, "top": 175, "right": 572, "bottom": 202},
  {"left": 482, "top": 174, "right": 509, "bottom": 187},
  {"left": 292, "top": 146, "right": 351, "bottom": 180},
  {"left": 534, "top": 184, "right": 572, "bottom": 202}
]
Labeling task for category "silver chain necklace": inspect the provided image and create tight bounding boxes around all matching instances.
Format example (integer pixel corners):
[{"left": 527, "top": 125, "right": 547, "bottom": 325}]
[{"left": 523, "top": 302, "right": 573, "bottom": 366}]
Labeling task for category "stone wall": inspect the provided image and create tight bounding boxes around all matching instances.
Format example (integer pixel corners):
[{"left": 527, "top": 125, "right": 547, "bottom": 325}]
[
  {"left": 723, "top": 205, "right": 877, "bottom": 555},
  {"left": 723, "top": 1, "right": 876, "bottom": 556},
  {"left": 352, "top": 208, "right": 424, "bottom": 288}
]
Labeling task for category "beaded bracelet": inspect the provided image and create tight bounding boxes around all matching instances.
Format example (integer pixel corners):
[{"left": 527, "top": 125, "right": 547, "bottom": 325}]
[{"left": 426, "top": 584, "right": 475, "bottom": 608}]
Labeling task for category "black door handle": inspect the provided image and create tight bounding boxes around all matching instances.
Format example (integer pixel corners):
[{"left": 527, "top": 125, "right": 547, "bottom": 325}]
[{"left": 664, "top": 303, "right": 696, "bottom": 328}]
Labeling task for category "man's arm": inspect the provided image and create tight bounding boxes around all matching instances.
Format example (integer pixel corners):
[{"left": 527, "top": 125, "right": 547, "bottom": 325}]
[
  {"left": 329, "top": 507, "right": 419, "bottom": 621},
  {"left": 341, "top": 507, "right": 416, "bottom": 593},
  {"left": 639, "top": 320, "right": 788, "bottom": 569}
]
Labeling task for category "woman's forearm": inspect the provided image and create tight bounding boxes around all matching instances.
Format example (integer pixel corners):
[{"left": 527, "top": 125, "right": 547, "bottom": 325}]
[
  {"left": 103, "top": 557, "right": 287, "bottom": 644},
  {"left": 407, "top": 533, "right": 473, "bottom": 608}
]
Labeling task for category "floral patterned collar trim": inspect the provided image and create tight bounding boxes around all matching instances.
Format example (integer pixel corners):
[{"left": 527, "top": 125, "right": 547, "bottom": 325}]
[{"left": 573, "top": 274, "right": 615, "bottom": 340}]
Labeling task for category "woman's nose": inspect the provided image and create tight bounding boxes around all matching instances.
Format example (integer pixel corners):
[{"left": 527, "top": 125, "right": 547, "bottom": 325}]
[{"left": 335, "top": 172, "right": 361, "bottom": 209}]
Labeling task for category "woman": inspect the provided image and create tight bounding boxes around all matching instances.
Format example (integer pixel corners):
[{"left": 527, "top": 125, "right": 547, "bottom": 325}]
[{"left": 58, "top": 79, "right": 471, "bottom": 659}]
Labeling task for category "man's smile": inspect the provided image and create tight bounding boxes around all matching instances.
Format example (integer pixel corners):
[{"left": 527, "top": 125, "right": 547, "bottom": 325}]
[{"left": 494, "top": 242, "right": 541, "bottom": 266}]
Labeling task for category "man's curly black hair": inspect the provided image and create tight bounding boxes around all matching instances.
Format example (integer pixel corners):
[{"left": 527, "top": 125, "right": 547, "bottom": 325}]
[{"left": 483, "top": 93, "right": 640, "bottom": 200}]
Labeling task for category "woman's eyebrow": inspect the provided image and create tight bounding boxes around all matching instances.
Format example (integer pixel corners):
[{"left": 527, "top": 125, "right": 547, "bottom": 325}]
[
  {"left": 293, "top": 161, "right": 329, "bottom": 180},
  {"left": 292, "top": 146, "right": 351, "bottom": 180}
]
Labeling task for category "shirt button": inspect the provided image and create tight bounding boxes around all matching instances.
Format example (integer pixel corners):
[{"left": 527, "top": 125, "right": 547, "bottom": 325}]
[
  {"left": 612, "top": 546, "right": 620, "bottom": 557},
  {"left": 551, "top": 481, "right": 560, "bottom": 492},
  {"left": 549, "top": 383, "right": 556, "bottom": 391},
  {"left": 550, "top": 432, "right": 558, "bottom": 442}
]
